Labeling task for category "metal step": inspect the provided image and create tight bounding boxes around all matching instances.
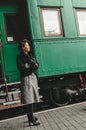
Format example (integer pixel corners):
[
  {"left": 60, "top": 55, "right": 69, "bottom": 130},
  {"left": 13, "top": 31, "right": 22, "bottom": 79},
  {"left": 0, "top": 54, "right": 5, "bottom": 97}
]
[
  {"left": 0, "top": 103, "right": 24, "bottom": 111},
  {"left": 0, "top": 90, "right": 20, "bottom": 97},
  {"left": 3, "top": 95, "right": 43, "bottom": 105},
  {"left": 0, "top": 81, "right": 20, "bottom": 87},
  {"left": 3, "top": 100, "right": 21, "bottom": 105}
]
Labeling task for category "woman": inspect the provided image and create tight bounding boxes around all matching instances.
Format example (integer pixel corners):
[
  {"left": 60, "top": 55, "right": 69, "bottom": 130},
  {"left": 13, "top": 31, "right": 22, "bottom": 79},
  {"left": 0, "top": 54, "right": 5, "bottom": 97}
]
[{"left": 16, "top": 39, "right": 40, "bottom": 126}]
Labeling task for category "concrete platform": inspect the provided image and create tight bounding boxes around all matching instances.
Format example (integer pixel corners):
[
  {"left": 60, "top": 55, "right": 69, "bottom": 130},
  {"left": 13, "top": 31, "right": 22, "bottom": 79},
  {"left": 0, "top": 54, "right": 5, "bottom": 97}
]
[{"left": 0, "top": 101, "right": 86, "bottom": 130}]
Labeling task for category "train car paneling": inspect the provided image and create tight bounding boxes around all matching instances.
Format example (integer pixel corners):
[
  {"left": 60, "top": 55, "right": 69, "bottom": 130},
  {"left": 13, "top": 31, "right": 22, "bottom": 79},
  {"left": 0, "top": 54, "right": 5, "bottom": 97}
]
[
  {"left": 33, "top": 39, "right": 86, "bottom": 77},
  {"left": 72, "top": 0, "right": 86, "bottom": 7},
  {"left": 26, "top": 0, "right": 41, "bottom": 39},
  {"left": 37, "top": 0, "right": 61, "bottom": 6},
  {"left": 61, "top": 0, "right": 77, "bottom": 37},
  {"left": 26, "top": 0, "right": 86, "bottom": 78},
  {"left": 26, "top": 0, "right": 77, "bottom": 39},
  {"left": 26, "top": 0, "right": 63, "bottom": 39}
]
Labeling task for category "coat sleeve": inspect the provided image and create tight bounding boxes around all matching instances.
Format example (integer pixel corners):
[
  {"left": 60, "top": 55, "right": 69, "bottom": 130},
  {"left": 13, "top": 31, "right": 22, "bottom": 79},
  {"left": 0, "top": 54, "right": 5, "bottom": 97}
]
[
  {"left": 16, "top": 55, "right": 27, "bottom": 71},
  {"left": 17, "top": 55, "right": 30, "bottom": 72},
  {"left": 30, "top": 57, "right": 39, "bottom": 71}
]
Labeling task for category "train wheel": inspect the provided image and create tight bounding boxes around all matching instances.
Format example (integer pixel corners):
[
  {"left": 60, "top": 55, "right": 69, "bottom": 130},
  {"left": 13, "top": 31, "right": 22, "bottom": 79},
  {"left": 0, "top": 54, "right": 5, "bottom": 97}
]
[{"left": 49, "top": 87, "right": 72, "bottom": 107}]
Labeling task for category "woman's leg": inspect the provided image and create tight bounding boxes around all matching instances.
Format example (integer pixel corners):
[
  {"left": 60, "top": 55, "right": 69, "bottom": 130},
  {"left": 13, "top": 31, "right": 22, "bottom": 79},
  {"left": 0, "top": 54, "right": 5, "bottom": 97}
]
[
  {"left": 25, "top": 104, "right": 34, "bottom": 121},
  {"left": 24, "top": 104, "right": 40, "bottom": 126}
]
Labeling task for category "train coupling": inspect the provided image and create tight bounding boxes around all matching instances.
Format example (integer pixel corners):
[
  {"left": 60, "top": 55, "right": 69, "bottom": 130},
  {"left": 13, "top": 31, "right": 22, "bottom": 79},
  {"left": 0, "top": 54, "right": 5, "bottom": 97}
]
[
  {"left": 65, "top": 89, "right": 78, "bottom": 98},
  {"left": 65, "top": 87, "right": 86, "bottom": 98},
  {"left": 78, "top": 87, "right": 86, "bottom": 95}
]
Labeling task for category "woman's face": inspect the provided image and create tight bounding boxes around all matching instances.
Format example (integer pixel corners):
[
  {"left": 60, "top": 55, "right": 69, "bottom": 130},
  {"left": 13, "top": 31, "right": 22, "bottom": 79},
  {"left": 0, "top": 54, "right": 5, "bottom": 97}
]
[{"left": 22, "top": 42, "right": 30, "bottom": 53}]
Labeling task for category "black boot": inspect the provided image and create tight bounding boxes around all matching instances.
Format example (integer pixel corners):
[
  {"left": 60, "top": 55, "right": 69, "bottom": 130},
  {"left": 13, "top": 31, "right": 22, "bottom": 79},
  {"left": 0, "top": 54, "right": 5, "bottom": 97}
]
[
  {"left": 27, "top": 114, "right": 40, "bottom": 126},
  {"left": 26, "top": 104, "right": 40, "bottom": 126},
  {"left": 28, "top": 119, "right": 40, "bottom": 126}
]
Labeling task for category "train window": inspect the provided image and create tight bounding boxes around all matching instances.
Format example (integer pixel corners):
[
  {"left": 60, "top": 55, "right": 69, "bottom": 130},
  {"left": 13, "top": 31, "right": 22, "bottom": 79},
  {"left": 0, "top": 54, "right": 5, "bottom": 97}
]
[
  {"left": 41, "top": 8, "right": 63, "bottom": 37},
  {"left": 4, "top": 14, "right": 21, "bottom": 42},
  {"left": 76, "top": 10, "right": 86, "bottom": 36}
]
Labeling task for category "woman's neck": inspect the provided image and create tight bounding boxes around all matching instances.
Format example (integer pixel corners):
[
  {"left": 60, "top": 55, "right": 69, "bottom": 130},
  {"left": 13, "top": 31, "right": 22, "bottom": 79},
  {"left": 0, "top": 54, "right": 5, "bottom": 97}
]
[{"left": 23, "top": 51, "right": 28, "bottom": 55}]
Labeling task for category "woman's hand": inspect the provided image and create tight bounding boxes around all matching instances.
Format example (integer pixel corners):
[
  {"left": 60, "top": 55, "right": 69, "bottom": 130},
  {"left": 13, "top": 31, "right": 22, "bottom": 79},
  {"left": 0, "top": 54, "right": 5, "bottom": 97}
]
[{"left": 25, "top": 63, "right": 30, "bottom": 69}]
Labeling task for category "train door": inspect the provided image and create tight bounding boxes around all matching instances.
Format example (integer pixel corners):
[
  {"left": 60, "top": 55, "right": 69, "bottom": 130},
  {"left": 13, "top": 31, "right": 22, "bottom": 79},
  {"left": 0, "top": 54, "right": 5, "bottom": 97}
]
[
  {"left": 0, "top": 2, "right": 30, "bottom": 105},
  {"left": 0, "top": 4, "right": 29, "bottom": 83},
  {"left": 0, "top": 7, "right": 19, "bottom": 83}
]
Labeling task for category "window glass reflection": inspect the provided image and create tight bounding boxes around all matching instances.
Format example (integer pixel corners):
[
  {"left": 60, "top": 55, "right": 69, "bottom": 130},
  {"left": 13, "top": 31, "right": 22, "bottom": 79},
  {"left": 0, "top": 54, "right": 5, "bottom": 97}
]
[
  {"left": 41, "top": 9, "right": 63, "bottom": 37},
  {"left": 76, "top": 10, "right": 86, "bottom": 35}
]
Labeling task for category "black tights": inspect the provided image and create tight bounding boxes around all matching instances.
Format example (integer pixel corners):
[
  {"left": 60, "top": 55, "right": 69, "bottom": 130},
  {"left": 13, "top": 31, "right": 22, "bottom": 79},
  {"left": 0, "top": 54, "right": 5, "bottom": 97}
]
[{"left": 24, "top": 104, "right": 34, "bottom": 120}]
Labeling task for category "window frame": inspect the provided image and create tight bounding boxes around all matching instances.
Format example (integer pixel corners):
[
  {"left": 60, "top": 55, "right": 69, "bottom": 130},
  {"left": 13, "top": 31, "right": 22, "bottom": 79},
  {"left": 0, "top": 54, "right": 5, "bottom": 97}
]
[
  {"left": 40, "top": 8, "right": 63, "bottom": 37},
  {"left": 76, "top": 9, "right": 86, "bottom": 36},
  {"left": 4, "top": 13, "right": 18, "bottom": 43}
]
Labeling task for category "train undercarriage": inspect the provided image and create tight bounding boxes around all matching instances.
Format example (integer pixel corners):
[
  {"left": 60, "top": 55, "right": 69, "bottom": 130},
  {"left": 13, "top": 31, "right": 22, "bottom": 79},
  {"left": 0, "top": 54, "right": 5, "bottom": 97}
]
[
  {"left": 0, "top": 72, "right": 86, "bottom": 109},
  {"left": 39, "top": 72, "right": 86, "bottom": 107}
]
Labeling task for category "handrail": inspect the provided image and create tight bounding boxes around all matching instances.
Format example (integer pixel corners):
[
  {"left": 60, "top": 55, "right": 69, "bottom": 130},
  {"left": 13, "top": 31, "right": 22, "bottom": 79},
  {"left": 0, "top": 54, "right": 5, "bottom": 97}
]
[{"left": 0, "top": 42, "right": 9, "bottom": 101}]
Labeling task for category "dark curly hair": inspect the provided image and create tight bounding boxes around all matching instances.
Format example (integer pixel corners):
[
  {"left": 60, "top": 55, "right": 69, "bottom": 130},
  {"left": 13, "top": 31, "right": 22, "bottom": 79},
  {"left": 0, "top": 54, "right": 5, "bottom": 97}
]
[{"left": 18, "top": 39, "right": 29, "bottom": 51}]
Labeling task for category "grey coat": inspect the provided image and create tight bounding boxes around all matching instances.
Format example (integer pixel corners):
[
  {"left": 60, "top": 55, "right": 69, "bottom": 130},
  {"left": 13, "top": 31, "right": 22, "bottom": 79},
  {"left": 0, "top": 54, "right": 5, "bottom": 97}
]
[{"left": 20, "top": 73, "right": 39, "bottom": 104}]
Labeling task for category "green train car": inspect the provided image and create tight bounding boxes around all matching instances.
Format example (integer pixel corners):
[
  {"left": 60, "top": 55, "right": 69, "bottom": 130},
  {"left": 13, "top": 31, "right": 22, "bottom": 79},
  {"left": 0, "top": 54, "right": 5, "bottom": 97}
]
[{"left": 0, "top": 0, "right": 86, "bottom": 107}]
